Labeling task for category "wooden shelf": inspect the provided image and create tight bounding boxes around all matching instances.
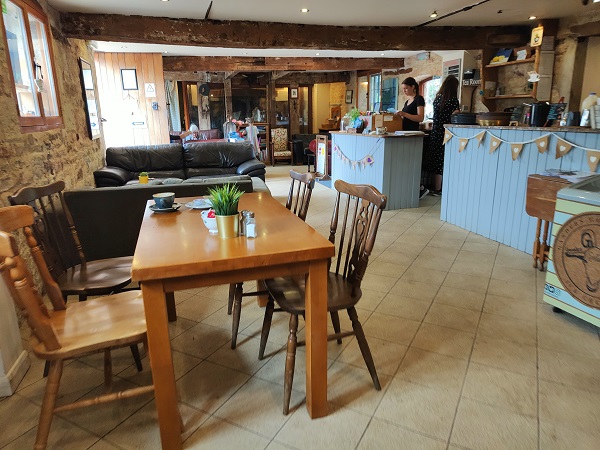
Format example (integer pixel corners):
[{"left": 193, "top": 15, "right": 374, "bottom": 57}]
[
  {"left": 484, "top": 94, "right": 535, "bottom": 100},
  {"left": 485, "top": 57, "right": 536, "bottom": 68}
]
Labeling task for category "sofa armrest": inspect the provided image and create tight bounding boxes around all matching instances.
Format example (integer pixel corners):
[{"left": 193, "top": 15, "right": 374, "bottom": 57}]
[
  {"left": 237, "top": 158, "right": 266, "bottom": 176},
  {"left": 93, "top": 166, "right": 133, "bottom": 187}
]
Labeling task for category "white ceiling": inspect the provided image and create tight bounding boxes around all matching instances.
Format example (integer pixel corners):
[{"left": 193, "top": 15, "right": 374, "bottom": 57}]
[{"left": 48, "top": 0, "right": 599, "bottom": 58}]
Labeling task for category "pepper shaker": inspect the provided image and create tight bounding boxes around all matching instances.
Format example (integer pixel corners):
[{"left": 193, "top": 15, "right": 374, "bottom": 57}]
[{"left": 245, "top": 212, "right": 256, "bottom": 238}]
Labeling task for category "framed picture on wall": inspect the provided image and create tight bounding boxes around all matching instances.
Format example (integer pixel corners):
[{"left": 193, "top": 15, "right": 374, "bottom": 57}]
[
  {"left": 290, "top": 88, "right": 298, "bottom": 99},
  {"left": 78, "top": 58, "right": 101, "bottom": 140},
  {"left": 345, "top": 90, "right": 353, "bottom": 104},
  {"left": 121, "top": 68, "right": 138, "bottom": 90}
]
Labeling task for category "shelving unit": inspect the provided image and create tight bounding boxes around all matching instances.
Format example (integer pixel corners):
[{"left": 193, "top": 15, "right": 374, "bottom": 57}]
[
  {"left": 480, "top": 48, "right": 539, "bottom": 112},
  {"left": 255, "top": 122, "right": 270, "bottom": 164}
]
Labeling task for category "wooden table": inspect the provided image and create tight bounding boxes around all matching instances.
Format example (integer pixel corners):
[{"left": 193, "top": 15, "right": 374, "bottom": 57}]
[{"left": 132, "top": 193, "right": 335, "bottom": 449}]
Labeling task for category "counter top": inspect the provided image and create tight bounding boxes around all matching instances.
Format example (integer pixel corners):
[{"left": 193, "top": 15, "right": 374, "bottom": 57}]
[
  {"left": 446, "top": 124, "right": 600, "bottom": 134},
  {"left": 330, "top": 131, "right": 425, "bottom": 138}
]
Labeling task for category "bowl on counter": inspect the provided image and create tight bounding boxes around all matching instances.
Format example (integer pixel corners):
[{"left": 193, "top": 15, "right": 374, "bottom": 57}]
[
  {"left": 451, "top": 113, "right": 477, "bottom": 125},
  {"left": 476, "top": 112, "right": 512, "bottom": 126}
]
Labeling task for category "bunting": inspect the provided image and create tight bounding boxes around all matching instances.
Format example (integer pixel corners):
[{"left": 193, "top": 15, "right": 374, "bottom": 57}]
[
  {"left": 511, "top": 143, "right": 524, "bottom": 161},
  {"left": 333, "top": 139, "right": 383, "bottom": 170},
  {"left": 536, "top": 135, "right": 549, "bottom": 153},
  {"left": 458, "top": 138, "right": 469, "bottom": 152},
  {"left": 587, "top": 151, "right": 600, "bottom": 172},
  {"left": 555, "top": 138, "right": 573, "bottom": 159},
  {"left": 443, "top": 130, "right": 453, "bottom": 145},
  {"left": 489, "top": 136, "right": 502, "bottom": 154},
  {"left": 475, "top": 131, "right": 486, "bottom": 147}
]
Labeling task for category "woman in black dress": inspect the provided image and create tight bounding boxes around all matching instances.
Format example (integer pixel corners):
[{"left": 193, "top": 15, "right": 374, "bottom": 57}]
[
  {"left": 428, "top": 75, "right": 460, "bottom": 196},
  {"left": 396, "top": 77, "right": 427, "bottom": 197}
]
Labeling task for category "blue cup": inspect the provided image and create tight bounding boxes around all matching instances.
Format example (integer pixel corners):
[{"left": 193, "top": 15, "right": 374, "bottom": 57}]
[{"left": 153, "top": 192, "right": 175, "bottom": 209}]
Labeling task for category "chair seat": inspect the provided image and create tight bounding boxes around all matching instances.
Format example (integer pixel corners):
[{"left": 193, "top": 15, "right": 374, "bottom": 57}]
[
  {"left": 57, "top": 256, "right": 133, "bottom": 295},
  {"left": 264, "top": 273, "right": 362, "bottom": 314},
  {"left": 32, "top": 291, "right": 146, "bottom": 360},
  {"left": 274, "top": 151, "right": 292, "bottom": 156}
]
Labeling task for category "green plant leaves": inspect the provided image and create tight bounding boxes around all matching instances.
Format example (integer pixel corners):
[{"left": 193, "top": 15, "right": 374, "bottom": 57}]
[{"left": 207, "top": 183, "right": 244, "bottom": 216}]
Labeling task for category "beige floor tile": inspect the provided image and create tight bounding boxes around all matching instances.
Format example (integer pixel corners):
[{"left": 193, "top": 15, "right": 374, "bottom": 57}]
[
  {"left": 4, "top": 414, "right": 101, "bottom": 450},
  {"left": 538, "top": 348, "right": 600, "bottom": 394},
  {"left": 477, "top": 313, "right": 536, "bottom": 347},
  {"left": 185, "top": 416, "right": 271, "bottom": 449},
  {"left": 377, "top": 248, "right": 420, "bottom": 266},
  {"left": 402, "top": 265, "right": 448, "bottom": 285},
  {"left": 491, "top": 265, "right": 536, "bottom": 285},
  {"left": 168, "top": 316, "right": 199, "bottom": 339},
  {"left": 412, "top": 323, "right": 475, "bottom": 360},
  {"left": 462, "top": 363, "right": 537, "bottom": 417},
  {"left": 375, "top": 292, "right": 432, "bottom": 322},
  {"left": 201, "top": 301, "right": 266, "bottom": 335},
  {"left": 118, "top": 349, "right": 202, "bottom": 386},
  {"left": 450, "top": 398, "right": 537, "bottom": 450},
  {"left": 199, "top": 283, "right": 234, "bottom": 302},
  {"left": 360, "top": 272, "right": 399, "bottom": 294},
  {"left": 357, "top": 417, "right": 446, "bottom": 449},
  {"left": 266, "top": 441, "right": 300, "bottom": 450},
  {"left": 242, "top": 312, "right": 305, "bottom": 346},
  {"left": 207, "top": 335, "right": 281, "bottom": 376},
  {"left": 362, "top": 312, "right": 421, "bottom": 345},
  {"left": 78, "top": 345, "right": 146, "bottom": 376},
  {"left": 495, "top": 245, "right": 534, "bottom": 270},
  {"left": 366, "top": 260, "right": 409, "bottom": 279},
  {"left": 423, "top": 303, "right": 481, "bottom": 333},
  {"left": 442, "top": 272, "right": 490, "bottom": 294},
  {"left": 412, "top": 253, "right": 455, "bottom": 271},
  {"left": 175, "top": 295, "right": 226, "bottom": 322},
  {"left": 540, "top": 420, "right": 600, "bottom": 450},
  {"left": 386, "top": 241, "right": 425, "bottom": 258},
  {"left": 0, "top": 393, "right": 41, "bottom": 447},
  {"left": 375, "top": 377, "right": 459, "bottom": 440},
  {"left": 335, "top": 335, "right": 408, "bottom": 377},
  {"left": 483, "top": 293, "right": 537, "bottom": 322},
  {"left": 355, "top": 288, "right": 387, "bottom": 311},
  {"left": 214, "top": 377, "right": 297, "bottom": 438},
  {"left": 388, "top": 278, "right": 440, "bottom": 301},
  {"left": 487, "top": 278, "right": 536, "bottom": 302},
  {"left": 87, "top": 439, "right": 122, "bottom": 449},
  {"left": 396, "top": 347, "right": 468, "bottom": 392},
  {"left": 471, "top": 336, "right": 537, "bottom": 377},
  {"left": 327, "top": 361, "right": 389, "bottom": 415},
  {"left": 454, "top": 249, "right": 496, "bottom": 266},
  {"left": 537, "top": 314, "right": 600, "bottom": 359},
  {"left": 170, "top": 322, "right": 232, "bottom": 359},
  {"left": 427, "top": 236, "right": 466, "bottom": 250},
  {"left": 275, "top": 403, "right": 371, "bottom": 450},
  {"left": 177, "top": 360, "right": 250, "bottom": 413},
  {"left": 434, "top": 286, "right": 485, "bottom": 311},
  {"left": 539, "top": 380, "right": 600, "bottom": 436},
  {"left": 395, "top": 233, "right": 433, "bottom": 246},
  {"left": 450, "top": 260, "right": 493, "bottom": 278}
]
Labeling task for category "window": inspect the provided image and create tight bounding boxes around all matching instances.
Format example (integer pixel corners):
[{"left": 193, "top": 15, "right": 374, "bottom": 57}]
[
  {"left": 421, "top": 77, "right": 441, "bottom": 120},
  {"left": 369, "top": 73, "right": 381, "bottom": 111},
  {"left": 2, "top": 0, "right": 61, "bottom": 130},
  {"left": 381, "top": 77, "right": 397, "bottom": 112}
]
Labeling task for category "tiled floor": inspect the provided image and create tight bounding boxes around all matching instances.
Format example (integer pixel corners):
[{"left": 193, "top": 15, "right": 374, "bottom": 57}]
[{"left": 2, "top": 166, "right": 600, "bottom": 449}]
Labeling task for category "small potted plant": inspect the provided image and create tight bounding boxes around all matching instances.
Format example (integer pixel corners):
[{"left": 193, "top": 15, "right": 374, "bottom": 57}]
[
  {"left": 138, "top": 171, "right": 149, "bottom": 184},
  {"left": 207, "top": 183, "right": 244, "bottom": 238}
]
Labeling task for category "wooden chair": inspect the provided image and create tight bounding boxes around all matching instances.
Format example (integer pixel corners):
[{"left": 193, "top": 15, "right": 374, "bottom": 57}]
[
  {"left": 270, "top": 127, "right": 293, "bottom": 166},
  {"left": 228, "top": 170, "right": 316, "bottom": 349},
  {"left": 260, "top": 180, "right": 386, "bottom": 414},
  {"left": 0, "top": 205, "right": 153, "bottom": 450}
]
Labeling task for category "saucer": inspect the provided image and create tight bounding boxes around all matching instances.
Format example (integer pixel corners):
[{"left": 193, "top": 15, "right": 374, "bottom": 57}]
[
  {"left": 149, "top": 203, "right": 182, "bottom": 213},
  {"left": 185, "top": 198, "right": 212, "bottom": 209}
]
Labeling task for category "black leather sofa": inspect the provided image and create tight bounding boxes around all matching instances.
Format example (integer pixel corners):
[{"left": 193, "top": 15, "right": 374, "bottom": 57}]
[{"left": 93, "top": 141, "right": 266, "bottom": 188}]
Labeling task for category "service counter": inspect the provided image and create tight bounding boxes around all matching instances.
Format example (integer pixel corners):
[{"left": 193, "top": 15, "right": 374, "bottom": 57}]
[
  {"left": 330, "top": 131, "right": 424, "bottom": 209},
  {"left": 441, "top": 125, "right": 600, "bottom": 253}
]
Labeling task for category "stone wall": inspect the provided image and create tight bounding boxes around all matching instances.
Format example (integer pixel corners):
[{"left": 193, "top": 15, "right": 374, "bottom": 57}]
[{"left": 0, "top": 0, "right": 103, "bottom": 207}]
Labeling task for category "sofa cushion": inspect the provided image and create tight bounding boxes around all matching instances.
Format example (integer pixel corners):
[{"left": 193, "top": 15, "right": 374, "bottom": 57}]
[
  {"left": 184, "top": 175, "right": 251, "bottom": 184},
  {"left": 106, "top": 144, "right": 184, "bottom": 173},
  {"left": 183, "top": 141, "right": 255, "bottom": 170}
]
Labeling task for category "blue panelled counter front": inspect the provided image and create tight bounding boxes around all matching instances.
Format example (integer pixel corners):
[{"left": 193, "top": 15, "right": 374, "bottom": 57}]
[{"left": 441, "top": 125, "right": 600, "bottom": 253}]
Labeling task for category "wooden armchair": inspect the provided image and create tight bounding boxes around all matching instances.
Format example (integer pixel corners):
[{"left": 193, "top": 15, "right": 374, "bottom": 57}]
[
  {"left": 260, "top": 180, "right": 387, "bottom": 414},
  {"left": 270, "top": 127, "right": 293, "bottom": 166},
  {"left": 228, "top": 170, "right": 316, "bottom": 349},
  {"left": 0, "top": 205, "right": 153, "bottom": 450}
]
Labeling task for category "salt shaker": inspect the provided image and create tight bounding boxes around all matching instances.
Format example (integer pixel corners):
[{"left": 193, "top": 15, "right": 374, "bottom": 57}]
[
  {"left": 245, "top": 212, "right": 257, "bottom": 238},
  {"left": 239, "top": 210, "right": 249, "bottom": 236}
]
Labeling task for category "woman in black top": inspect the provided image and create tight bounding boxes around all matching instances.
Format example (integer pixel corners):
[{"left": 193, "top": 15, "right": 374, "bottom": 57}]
[
  {"left": 428, "top": 75, "right": 460, "bottom": 196},
  {"left": 396, "top": 77, "right": 425, "bottom": 131}
]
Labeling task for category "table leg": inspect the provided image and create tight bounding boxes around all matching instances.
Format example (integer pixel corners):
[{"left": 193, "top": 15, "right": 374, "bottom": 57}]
[
  {"left": 141, "top": 281, "right": 182, "bottom": 450},
  {"left": 304, "top": 258, "right": 328, "bottom": 418}
]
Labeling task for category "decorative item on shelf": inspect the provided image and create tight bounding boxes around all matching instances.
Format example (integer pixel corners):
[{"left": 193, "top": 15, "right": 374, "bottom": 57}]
[
  {"left": 138, "top": 172, "right": 149, "bottom": 184},
  {"left": 207, "top": 183, "right": 244, "bottom": 239},
  {"left": 489, "top": 48, "right": 512, "bottom": 65}
]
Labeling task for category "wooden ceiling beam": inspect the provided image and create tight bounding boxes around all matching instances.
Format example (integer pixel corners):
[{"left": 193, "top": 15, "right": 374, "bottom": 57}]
[
  {"left": 59, "top": 13, "right": 530, "bottom": 50},
  {"left": 163, "top": 56, "right": 404, "bottom": 71}
]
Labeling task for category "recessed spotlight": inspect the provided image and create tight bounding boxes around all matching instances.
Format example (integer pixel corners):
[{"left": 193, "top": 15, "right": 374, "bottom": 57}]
[
  {"left": 430, "top": 11, "right": 438, "bottom": 18},
  {"left": 529, "top": 15, "right": 537, "bottom": 20},
  {"left": 380, "top": 53, "right": 385, "bottom": 56},
  {"left": 301, "top": 8, "right": 309, "bottom": 13},
  {"left": 163, "top": 51, "right": 168, "bottom": 54},
  {"left": 242, "top": 52, "right": 247, "bottom": 55},
  {"left": 161, "top": 0, "right": 169, "bottom": 2},
  {"left": 121, "top": 46, "right": 127, "bottom": 49},
  {"left": 315, "top": 52, "right": 320, "bottom": 56}
]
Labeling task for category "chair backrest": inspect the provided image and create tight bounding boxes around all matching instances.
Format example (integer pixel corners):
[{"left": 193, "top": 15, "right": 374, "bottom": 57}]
[
  {"left": 0, "top": 206, "right": 62, "bottom": 351},
  {"left": 286, "top": 170, "right": 316, "bottom": 221},
  {"left": 9, "top": 181, "right": 84, "bottom": 281},
  {"left": 271, "top": 128, "right": 288, "bottom": 153},
  {"left": 329, "top": 180, "right": 387, "bottom": 295}
]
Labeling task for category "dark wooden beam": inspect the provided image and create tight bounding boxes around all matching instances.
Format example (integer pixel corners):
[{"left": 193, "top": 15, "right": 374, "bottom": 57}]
[
  {"left": 59, "top": 13, "right": 530, "bottom": 50},
  {"left": 163, "top": 56, "right": 404, "bottom": 72},
  {"left": 163, "top": 71, "right": 224, "bottom": 82}
]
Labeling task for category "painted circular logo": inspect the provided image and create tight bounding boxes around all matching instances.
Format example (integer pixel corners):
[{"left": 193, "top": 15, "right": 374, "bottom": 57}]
[{"left": 554, "top": 212, "right": 600, "bottom": 310}]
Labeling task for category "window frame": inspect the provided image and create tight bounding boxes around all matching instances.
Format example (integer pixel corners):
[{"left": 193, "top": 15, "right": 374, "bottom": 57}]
[{"left": 1, "top": 0, "right": 63, "bottom": 132}]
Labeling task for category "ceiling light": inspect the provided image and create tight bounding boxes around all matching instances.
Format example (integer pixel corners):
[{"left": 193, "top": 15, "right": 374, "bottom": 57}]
[
  {"left": 242, "top": 52, "right": 247, "bottom": 55},
  {"left": 315, "top": 52, "right": 320, "bottom": 56},
  {"left": 121, "top": 46, "right": 127, "bottom": 49},
  {"left": 301, "top": 8, "right": 309, "bottom": 13},
  {"left": 161, "top": 0, "right": 169, "bottom": 2},
  {"left": 430, "top": 11, "right": 438, "bottom": 18},
  {"left": 380, "top": 53, "right": 385, "bottom": 56},
  {"left": 529, "top": 15, "right": 536, "bottom": 20}
]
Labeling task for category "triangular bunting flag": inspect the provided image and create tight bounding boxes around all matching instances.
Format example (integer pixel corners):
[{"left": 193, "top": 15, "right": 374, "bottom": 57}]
[
  {"left": 443, "top": 130, "right": 453, "bottom": 145},
  {"left": 535, "top": 135, "right": 549, "bottom": 153},
  {"left": 458, "top": 138, "right": 469, "bottom": 152},
  {"left": 511, "top": 143, "right": 524, "bottom": 161},
  {"left": 555, "top": 138, "right": 573, "bottom": 159},
  {"left": 475, "top": 131, "right": 486, "bottom": 147},
  {"left": 489, "top": 136, "right": 502, "bottom": 154},
  {"left": 587, "top": 151, "right": 600, "bottom": 172}
]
